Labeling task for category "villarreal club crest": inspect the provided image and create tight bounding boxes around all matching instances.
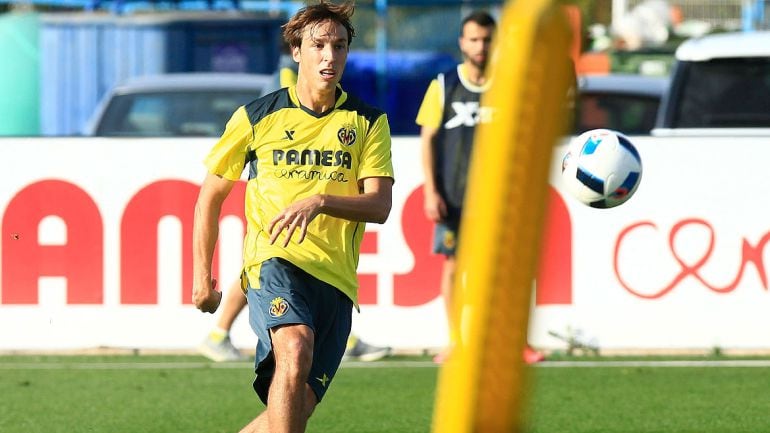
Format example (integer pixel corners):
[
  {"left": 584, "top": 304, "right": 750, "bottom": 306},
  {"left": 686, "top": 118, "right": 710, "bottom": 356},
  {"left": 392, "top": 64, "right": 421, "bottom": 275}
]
[{"left": 337, "top": 123, "right": 357, "bottom": 147}]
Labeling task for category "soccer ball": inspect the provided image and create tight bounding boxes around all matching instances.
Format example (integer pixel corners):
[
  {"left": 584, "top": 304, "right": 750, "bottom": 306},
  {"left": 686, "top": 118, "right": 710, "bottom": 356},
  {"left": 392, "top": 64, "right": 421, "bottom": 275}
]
[{"left": 561, "top": 129, "right": 642, "bottom": 209}]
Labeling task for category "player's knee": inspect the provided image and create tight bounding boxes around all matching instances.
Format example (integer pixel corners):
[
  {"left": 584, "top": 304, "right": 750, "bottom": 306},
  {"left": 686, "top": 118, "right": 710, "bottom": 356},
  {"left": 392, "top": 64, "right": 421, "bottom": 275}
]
[{"left": 275, "top": 335, "right": 313, "bottom": 375}]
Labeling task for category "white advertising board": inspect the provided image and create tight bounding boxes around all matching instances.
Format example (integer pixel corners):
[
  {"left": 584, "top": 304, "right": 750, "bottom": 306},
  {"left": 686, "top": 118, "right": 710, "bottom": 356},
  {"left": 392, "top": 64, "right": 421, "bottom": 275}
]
[{"left": 1, "top": 136, "right": 769, "bottom": 352}]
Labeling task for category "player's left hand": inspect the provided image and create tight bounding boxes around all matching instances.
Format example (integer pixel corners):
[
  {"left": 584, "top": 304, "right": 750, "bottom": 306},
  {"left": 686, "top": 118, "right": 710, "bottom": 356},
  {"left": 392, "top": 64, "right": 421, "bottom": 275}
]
[{"left": 268, "top": 195, "right": 322, "bottom": 247}]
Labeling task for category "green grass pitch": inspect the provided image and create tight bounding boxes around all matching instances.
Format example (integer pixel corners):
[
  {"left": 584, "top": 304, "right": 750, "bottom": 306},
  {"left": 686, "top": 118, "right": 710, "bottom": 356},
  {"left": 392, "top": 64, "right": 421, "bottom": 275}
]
[{"left": 2, "top": 355, "right": 770, "bottom": 432}]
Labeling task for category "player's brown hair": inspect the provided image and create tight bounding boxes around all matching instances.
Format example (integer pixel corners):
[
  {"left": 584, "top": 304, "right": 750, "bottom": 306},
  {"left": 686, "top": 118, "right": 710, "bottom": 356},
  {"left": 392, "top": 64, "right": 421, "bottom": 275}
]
[
  {"left": 461, "top": 10, "right": 496, "bottom": 34},
  {"left": 282, "top": 1, "right": 356, "bottom": 49}
]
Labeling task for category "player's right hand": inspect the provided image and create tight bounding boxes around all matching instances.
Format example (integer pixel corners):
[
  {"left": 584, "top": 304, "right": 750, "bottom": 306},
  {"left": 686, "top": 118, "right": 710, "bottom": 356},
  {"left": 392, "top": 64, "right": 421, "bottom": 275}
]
[
  {"left": 193, "top": 278, "right": 222, "bottom": 314},
  {"left": 424, "top": 189, "right": 447, "bottom": 222}
]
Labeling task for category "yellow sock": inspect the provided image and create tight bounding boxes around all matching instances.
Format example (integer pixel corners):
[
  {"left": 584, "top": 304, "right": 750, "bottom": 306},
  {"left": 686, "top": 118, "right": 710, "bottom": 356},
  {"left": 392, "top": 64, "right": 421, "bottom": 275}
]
[
  {"left": 208, "top": 327, "right": 228, "bottom": 344},
  {"left": 346, "top": 335, "right": 358, "bottom": 351}
]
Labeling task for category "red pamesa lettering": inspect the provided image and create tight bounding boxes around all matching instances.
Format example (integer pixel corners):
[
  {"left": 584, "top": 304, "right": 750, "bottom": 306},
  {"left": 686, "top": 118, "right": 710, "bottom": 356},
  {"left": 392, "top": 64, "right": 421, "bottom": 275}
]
[{"left": 2, "top": 181, "right": 574, "bottom": 306}]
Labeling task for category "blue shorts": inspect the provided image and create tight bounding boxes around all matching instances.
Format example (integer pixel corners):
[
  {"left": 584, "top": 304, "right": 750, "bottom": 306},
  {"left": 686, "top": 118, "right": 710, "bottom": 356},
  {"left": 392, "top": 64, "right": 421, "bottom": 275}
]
[
  {"left": 433, "top": 219, "right": 460, "bottom": 256},
  {"left": 246, "top": 257, "right": 352, "bottom": 404}
]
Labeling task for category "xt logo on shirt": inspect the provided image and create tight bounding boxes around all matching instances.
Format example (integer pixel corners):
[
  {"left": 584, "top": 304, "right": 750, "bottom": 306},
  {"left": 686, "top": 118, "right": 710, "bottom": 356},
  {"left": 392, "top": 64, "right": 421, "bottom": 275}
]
[
  {"left": 284, "top": 130, "right": 295, "bottom": 140},
  {"left": 444, "top": 102, "right": 493, "bottom": 129}
]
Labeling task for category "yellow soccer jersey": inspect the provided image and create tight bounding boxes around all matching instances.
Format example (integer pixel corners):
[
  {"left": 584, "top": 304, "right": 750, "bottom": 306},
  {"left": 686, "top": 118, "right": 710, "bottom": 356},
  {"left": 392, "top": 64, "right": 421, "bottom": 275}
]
[
  {"left": 415, "top": 64, "right": 492, "bottom": 128},
  {"left": 415, "top": 79, "right": 442, "bottom": 128},
  {"left": 204, "top": 85, "right": 394, "bottom": 305}
]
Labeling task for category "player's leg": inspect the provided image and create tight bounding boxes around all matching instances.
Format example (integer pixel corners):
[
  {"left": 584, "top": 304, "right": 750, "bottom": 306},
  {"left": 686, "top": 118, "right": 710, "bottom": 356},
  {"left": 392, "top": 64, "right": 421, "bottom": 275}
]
[
  {"left": 272, "top": 269, "right": 352, "bottom": 430},
  {"left": 199, "top": 279, "right": 249, "bottom": 362},
  {"left": 267, "top": 323, "right": 316, "bottom": 433},
  {"left": 218, "top": 281, "right": 248, "bottom": 330},
  {"left": 239, "top": 385, "right": 316, "bottom": 433},
  {"left": 441, "top": 256, "right": 457, "bottom": 339},
  {"left": 239, "top": 411, "right": 268, "bottom": 433},
  {"left": 244, "top": 258, "right": 352, "bottom": 432},
  {"left": 244, "top": 258, "right": 348, "bottom": 432},
  {"left": 433, "top": 222, "right": 458, "bottom": 363},
  {"left": 432, "top": 256, "right": 456, "bottom": 364},
  {"left": 244, "top": 258, "right": 316, "bottom": 432}
]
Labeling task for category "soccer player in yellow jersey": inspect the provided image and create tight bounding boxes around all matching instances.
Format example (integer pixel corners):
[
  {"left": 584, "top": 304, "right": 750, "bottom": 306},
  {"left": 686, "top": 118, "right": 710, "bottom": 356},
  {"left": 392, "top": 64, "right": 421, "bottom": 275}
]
[
  {"left": 199, "top": 35, "right": 390, "bottom": 365},
  {"left": 192, "top": 2, "right": 394, "bottom": 432}
]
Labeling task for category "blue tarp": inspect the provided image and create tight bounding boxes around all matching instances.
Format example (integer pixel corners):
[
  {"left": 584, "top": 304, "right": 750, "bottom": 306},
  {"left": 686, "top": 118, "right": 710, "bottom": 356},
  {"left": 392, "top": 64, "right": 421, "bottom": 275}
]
[
  {"left": 342, "top": 50, "right": 457, "bottom": 135},
  {"left": 0, "top": 0, "right": 303, "bottom": 14}
]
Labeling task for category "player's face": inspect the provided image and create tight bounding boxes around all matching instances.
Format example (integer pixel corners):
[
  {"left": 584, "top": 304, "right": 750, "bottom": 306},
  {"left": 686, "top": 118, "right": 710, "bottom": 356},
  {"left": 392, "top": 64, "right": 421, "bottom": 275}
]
[
  {"left": 293, "top": 20, "right": 349, "bottom": 91},
  {"left": 459, "top": 21, "right": 494, "bottom": 71}
]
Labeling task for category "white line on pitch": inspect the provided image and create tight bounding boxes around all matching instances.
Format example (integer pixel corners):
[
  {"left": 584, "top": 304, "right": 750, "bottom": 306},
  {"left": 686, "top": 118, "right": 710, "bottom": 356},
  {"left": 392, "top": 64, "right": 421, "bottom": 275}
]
[
  {"left": 4, "top": 360, "right": 770, "bottom": 370},
  {"left": 0, "top": 360, "right": 439, "bottom": 370},
  {"left": 536, "top": 360, "right": 770, "bottom": 368}
]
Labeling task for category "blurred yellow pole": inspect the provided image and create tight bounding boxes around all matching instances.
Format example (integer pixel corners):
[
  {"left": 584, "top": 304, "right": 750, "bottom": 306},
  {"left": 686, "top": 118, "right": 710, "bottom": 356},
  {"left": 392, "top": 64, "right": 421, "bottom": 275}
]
[{"left": 431, "top": 0, "right": 573, "bottom": 431}]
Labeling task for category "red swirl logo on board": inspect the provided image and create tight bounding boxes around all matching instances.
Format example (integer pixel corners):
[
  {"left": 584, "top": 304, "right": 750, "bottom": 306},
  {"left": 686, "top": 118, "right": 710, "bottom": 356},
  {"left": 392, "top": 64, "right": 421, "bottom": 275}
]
[{"left": 614, "top": 218, "right": 770, "bottom": 299}]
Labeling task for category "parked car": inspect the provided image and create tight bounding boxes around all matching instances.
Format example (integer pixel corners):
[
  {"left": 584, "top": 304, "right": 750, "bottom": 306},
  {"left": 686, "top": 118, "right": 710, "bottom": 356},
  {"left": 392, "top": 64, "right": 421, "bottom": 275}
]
[
  {"left": 655, "top": 30, "right": 770, "bottom": 134},
  {"left": 83, "top": 73, "right": 274, "bottom": 137},
  {"left": 575, "top": 73, "right": 669, "bottom": 135}
]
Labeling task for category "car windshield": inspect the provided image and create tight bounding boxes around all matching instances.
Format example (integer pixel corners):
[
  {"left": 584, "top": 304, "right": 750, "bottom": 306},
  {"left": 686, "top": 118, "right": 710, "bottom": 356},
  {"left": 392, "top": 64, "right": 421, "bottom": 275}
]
[
  {"left": 575, "top": 92, "right": 661, "bottom": 135},
  {"left": 94, "top": 90, "right": 262, "bottom": 136},
  {"left": 673, "top": 57, "right": 770, "bottom": 127}
]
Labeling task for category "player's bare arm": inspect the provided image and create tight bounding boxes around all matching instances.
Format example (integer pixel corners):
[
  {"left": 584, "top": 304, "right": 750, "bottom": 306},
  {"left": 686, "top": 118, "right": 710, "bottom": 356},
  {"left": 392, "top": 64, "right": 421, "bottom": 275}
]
[
  {"left": 420, "top": 124, "right": 447, "bottom": 222},
  {"left": 192, "top": 173, "right": 235, "bottom": 313},
  {"left": 269, "top": 176, "right": 393, "bottom": 247}
]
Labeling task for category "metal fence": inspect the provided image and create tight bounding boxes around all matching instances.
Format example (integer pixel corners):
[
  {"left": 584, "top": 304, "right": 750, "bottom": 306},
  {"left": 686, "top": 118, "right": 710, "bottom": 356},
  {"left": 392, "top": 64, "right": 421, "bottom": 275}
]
[{"left": 1, "top": 0, "right": 504, "bottom": 54}]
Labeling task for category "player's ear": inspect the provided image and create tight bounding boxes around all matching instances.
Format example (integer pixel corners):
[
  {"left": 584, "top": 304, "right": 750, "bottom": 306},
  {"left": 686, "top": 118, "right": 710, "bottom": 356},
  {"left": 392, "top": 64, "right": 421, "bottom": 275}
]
[{"left": 292, "top": 45, "right": 301, "bottom": 62}]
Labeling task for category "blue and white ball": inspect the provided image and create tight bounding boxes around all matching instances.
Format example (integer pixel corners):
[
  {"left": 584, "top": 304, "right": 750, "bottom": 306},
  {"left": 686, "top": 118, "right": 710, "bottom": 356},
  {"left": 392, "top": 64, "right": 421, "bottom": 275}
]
[{"left": 561, "top": 129, "right": 642, "bottom": 209}]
